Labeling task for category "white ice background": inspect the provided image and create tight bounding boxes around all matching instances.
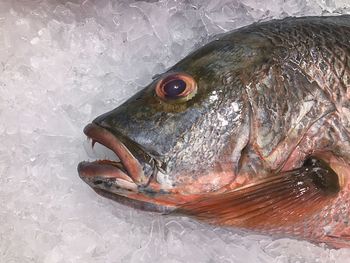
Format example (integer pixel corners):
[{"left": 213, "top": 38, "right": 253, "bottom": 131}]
[{"left": 1, "top": 0, "right": 350, "bottom": 262}]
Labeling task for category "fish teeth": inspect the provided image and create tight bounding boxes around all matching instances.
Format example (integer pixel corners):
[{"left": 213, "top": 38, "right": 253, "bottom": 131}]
[
  {"left": 84, "top": 138, "right": 95, "bottom": 158},
  {"left": 92, "top": 139, "right": 97, "bottom": 149},
  {"left": 91, "top": 141, "right": 120, "bottom": 162},
  {"left": 83, "top": 137, "right": 120, "bottom": 162}
]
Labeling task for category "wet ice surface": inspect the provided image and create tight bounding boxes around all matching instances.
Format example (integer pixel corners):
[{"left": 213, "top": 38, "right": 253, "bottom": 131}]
[{"left": 1, "top": 0, "right": 350, "bottom": 262}]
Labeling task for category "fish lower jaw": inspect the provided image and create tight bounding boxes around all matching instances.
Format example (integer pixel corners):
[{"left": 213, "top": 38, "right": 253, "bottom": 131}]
[{"left": 78, "top": 161, "right": 137, "bottom": 188}]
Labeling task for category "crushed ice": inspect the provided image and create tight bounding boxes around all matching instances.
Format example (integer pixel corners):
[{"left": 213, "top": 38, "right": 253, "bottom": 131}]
[{"left": 1, "top": 0, "right": 350, "bottom": 262}]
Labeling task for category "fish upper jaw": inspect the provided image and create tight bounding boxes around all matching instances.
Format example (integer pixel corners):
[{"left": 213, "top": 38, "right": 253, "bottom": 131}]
[{"left": 78, "top": 123, "right": 157, "bottom": 190}]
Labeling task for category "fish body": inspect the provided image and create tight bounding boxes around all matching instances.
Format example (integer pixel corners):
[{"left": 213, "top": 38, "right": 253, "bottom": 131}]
[{"left": 78, "top": 16, "right": 350, "bottom": 248}]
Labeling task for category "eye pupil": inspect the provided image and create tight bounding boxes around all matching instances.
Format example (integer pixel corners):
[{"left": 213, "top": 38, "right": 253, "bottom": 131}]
[
  {"left": 155, "top": 72, "right": 197, "bottom": 103},
  {"left": 163, "top": 79, "right": 186, "bottom": 98}
]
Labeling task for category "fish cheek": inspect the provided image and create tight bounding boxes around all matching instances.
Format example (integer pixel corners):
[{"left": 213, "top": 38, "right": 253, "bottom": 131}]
[{"left": 172, "top": 170, "right": 237, "bottom": 195}]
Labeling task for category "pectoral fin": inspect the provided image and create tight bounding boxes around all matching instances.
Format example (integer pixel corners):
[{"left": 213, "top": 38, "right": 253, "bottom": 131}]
[{"left": 175, "top": 157, "right": 340, "bottom": 230}]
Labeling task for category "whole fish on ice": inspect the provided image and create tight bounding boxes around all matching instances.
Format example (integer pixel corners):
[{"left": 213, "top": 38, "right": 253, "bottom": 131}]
[{"left": 78, "top": 16, "right": 350, "bottom": 248}]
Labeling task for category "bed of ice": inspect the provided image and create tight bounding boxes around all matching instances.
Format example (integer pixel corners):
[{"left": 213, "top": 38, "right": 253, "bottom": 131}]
[{"left": 1, "top": 0, "right": 350, "bottom": 262}]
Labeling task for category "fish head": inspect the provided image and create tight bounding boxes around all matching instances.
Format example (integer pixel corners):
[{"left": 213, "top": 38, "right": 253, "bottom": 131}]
[{"left": 78, "top": 37, "right": 264, "bottom": 212}]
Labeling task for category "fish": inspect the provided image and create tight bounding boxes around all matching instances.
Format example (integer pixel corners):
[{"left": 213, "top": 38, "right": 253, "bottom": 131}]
[{"left": 78, "top": 15, "right": 350, "bottom": 248}]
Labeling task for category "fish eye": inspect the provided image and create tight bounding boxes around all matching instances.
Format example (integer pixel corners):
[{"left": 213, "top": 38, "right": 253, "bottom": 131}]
[{"left": 155, "top": 73, "right": 197, "bottom": 103}]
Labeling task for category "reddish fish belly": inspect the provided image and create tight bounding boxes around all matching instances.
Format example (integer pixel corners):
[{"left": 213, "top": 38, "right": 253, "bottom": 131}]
[{"left": 177, "top": 152, "right": 350, "bottom": 248}]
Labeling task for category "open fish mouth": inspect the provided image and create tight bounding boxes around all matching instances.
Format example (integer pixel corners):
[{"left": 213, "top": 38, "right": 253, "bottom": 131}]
[
  {"left": 78, "top": 122, "right": 148, "bottom": 184},
  {"left": 78, "top": 123, "right": 173, "bottom": 213}
]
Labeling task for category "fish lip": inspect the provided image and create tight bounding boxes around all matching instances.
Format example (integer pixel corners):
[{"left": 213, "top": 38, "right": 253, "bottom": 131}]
[
  {"left": 78, "top": 123, "right": 178, "bottom": 212},
  {"left": 93, "top": 188, "right": 175, "bottom": 214},
  {"left": 79, "top": 122, "right": 150, "bottom": 185}
]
